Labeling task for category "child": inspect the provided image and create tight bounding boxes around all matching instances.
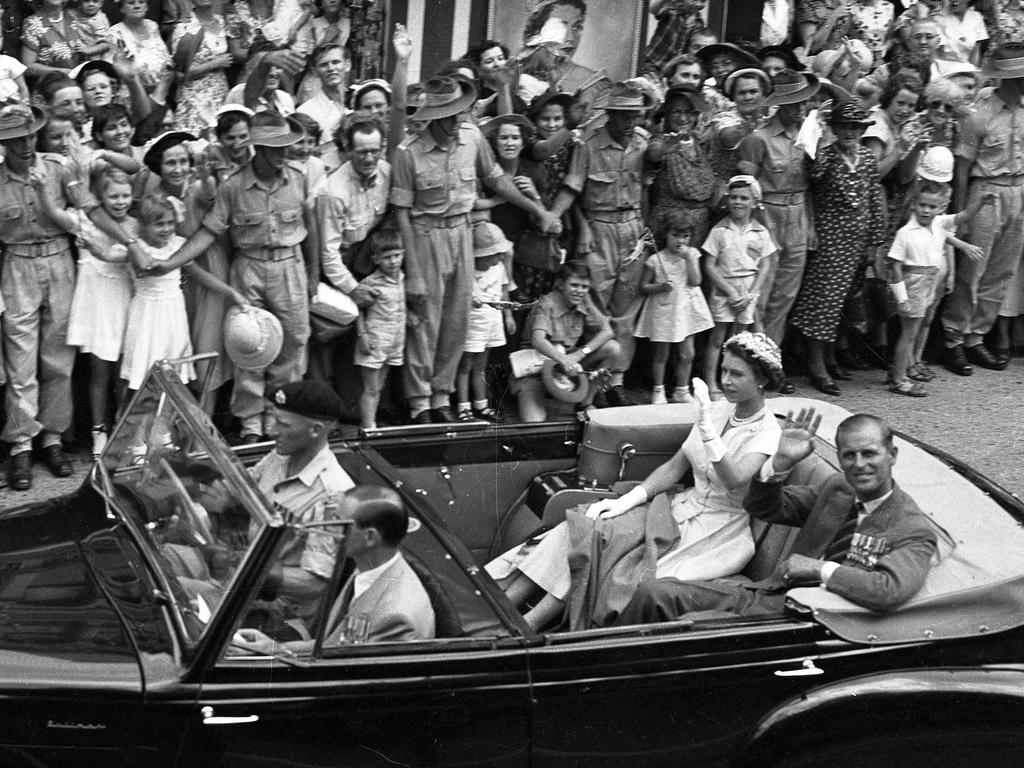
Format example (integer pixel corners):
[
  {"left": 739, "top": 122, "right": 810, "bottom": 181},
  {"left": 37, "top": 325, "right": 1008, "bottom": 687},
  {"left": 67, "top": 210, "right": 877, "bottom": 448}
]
[
  {"left": 0, "top": 25, "right": 29, "bottom": 104},
  {"left": 74, "top": 0, "right": 112, "bottom": 58},
  {"left": 354, "top": 229, "right": 406, "bottom": 430},
  {"left": 635, "top": 211, "right": 714, "bottom": 405},
  {"left": 286, "top": 112, "right": 327, "bottom": 196},
  {"left": 701, "top": 175, "right": 776, "bottom": 398},
  {"left": 66, "top": 169, "right": 136, "bottom": 458},
  {"left": 457, "top": 222, "right": 516, "bottom": 422},
  {"left": 886, "top": 180, "right": 994, "bottom": 396},
  {"left": 122, "top": 194, "right": 245, "bottom": 395}
]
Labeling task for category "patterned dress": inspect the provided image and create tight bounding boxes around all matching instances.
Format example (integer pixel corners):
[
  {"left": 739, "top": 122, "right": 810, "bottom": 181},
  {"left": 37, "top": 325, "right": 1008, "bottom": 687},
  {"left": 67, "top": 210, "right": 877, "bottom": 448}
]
[
  {"left": 791, "top": 144, "right": 886, "bottom": 342},
  {"left": 848, "top": 0, "right": 895, "bottom": 67},
  {"left": 22, "top": 10, "right": 87, "bottom": 70},
  {"left": 107, "top": 20, "right": 172, "bottom": 93},
  {"left": 650, "top": 137, "right": 716, "bottom": 245},
  {"left": 171, "top": 14, "right": 230, "bottom": 136}
]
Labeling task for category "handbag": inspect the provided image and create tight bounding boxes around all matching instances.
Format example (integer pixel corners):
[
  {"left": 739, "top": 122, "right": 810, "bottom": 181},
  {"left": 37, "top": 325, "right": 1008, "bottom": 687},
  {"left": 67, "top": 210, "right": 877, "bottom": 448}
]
[
  {"left": 309, "top": 282, "right": 357, "bottom": 343},
  {"left": 515, "top": 230, "right": 563, "bottom": 273}
]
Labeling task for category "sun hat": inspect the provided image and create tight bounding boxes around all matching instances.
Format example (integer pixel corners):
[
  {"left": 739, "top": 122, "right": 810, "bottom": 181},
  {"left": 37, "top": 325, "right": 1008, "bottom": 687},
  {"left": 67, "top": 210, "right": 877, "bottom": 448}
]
[
  {"left": 249, "top": 115, "right": 304, "bottom": 147},
  {"left": 757, "top": 44, "right": 805, "bottom": 71},
  {"left": 763, "top": 69, "right": 819, "bottom": 106},
  {"left": 542, "top": 358, "right": 590, "bottom": 403},
  {"left": 816, "top": 77, "right": 856, "bottom": 107},
  {"left": 223, "top": 305, "right": 284, "bottom": 371},
  {"left": 653, "top": 85, "right": 707, "bottom": 120},
  {"left": 142, "top": 130, "right": 197, "bottom": 173},
  {"left": 696, "top": 42, "right": 762, "bottom": 73},
  {"left": 917, "top": 146, "right": 954, "bottom": 182},
  {"left": 411, "top": 76, "right": 478, "bottom": 121},
  {"left": 526, "top": 89, "right": 575, "bottom": 120},
  {"left": 479, "top": 113, "right": 535, "bottom": 138},
  {"left": 0, "top": 104, "right": 46, "bottom": 141},
  {"left": 602, "top": 81, "right": 657, "bottom": 111},
  {"left": 267, "top": 381, "right": 342, "bottom": 422},
  {"left": 940, "top": 61, "right": 982, "bottom": 83},
  {"left": 348, "top": 78, "right": 392, "bottom": 109},
  {"left": 215, "top": 104, "right": 255, "bottom": 120},
  {"left": 72, "top": 59, "right": 120, "bottom": 86},
  {"left": 723, "top": 67, "right": 773, "bottom": 99},
  {"left": 473, "top": 221, "right": 513, "bottom": 259},
  {"left": 830, "top": 102, "right": 873, "bottom": 127},
  {"left": 982, "top": 44, "right": 1024, "bottom": 79}
]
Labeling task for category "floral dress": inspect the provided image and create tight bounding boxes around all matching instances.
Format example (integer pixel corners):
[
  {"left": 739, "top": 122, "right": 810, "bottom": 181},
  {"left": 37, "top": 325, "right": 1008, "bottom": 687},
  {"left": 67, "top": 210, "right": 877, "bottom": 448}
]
[
  {"left": 650, "top": 137, "right": 716, "bottom": 245},
  {"left": 108, "top": 20, "right": 172, "bottom": 93},
  {"left": 791, "top": 144, "right": 886, "bottom": 342},
  {"left": 22, "top": 10, "right": 87, "bottom": 70},
  {"left": 171, "top": 14, "right": 230, "bottom": 136},
  {"left": 848, "top": 0, "right": 895, "bottom": 68}
]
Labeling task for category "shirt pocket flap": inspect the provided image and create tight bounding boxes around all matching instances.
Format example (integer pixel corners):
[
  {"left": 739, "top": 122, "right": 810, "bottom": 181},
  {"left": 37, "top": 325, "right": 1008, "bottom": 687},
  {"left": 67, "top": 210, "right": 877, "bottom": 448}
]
[
  {"left": 277, "top": 208, "right": 302, "bottom": 224},
  {"left": 232, "top": 211, "right": 267, "bottom": 226},
  {"left": 415, "top": 172, "right": 445, "bottom": 190},
  {"left": 0, "top": 205, "right": 23, "bottom": 221},
  {"left": 587, "top": 171, "right": 618, "bottom": 184},
  {"left": 458, "top": 167, "right": 477, "bottom": 182}
]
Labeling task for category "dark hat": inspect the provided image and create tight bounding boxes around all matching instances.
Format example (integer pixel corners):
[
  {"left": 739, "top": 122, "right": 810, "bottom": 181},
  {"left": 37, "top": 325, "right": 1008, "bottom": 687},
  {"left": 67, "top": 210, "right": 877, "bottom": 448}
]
[
  {"left": 0, "top": 104, "right": 46, "bottom": 141},
  {"left": 268, "top": 381, "right": 343, "bottom": 422},
  {"left": 143, "top": 130, "right": 197, "bottom": 174},
  {"left": 72, "top": 59, "right": 120, "bottom": 86},
  {"left": 696, "top": 42, "right": 762, "bottom": 72},
  {"left": 405, "top": 82, "right": 426, "bottom": 116},
  {"left": 526, "top": 89, "right": 575, "bottom": 120},
  {"left": 816, "top": 77, "right": 856, "bottom": 107},
  {"left": 830, "top": 102, "right": 873, "bottom": 126},
  {"left": 250, "top": 115, "right": 304, "bottom": 147},
  {"left": 479, "top": 112, "right": 535, "bottom": 138},
  {"left": 763, "top": 69, "right": 819, "bottom": 106},
  {"left": 723, "top": 67, "right": 773, "bottom": 99},
  {"left": 655, "top": 85, "right": 707, "bottom": 119},
  {"left": 602, "top": 81, "right": 657, "bottom": 111},
  {"left": 411, "top": 76, "right": 477, "bottom": 121},
  {"left": 757, "top": 44, "right": 805, "bottom": 71},
  {"left": 542, "top": 358, "right": 590, "bottom": 403},
  {"left": 982, "top": 43, "right": 1024, "bottom": 80}
]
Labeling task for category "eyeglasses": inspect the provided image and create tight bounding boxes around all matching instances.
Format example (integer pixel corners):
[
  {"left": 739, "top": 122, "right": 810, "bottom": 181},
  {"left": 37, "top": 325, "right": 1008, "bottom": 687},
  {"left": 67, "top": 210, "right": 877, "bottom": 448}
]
[{"left": 928, "top": 100, "right": 955, "bottom": 113}]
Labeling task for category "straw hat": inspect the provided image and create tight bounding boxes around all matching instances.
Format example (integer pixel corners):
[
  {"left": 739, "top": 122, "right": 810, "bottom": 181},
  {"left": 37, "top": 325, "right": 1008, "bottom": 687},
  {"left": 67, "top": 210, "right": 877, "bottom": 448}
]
[
  {"left": 473, "top": 221, "right": 513, "bottom": 258},
  {"left": 0, "top": 104, "right": 46, "bottom": 141},
  {"left": 411, "top": 77, "right": 477, "bottom": 121},
  {"left": 763, "top": 69, "right": 819, "bottom": 107},
  {"left": 982, "top": 44, "right": 1024, "bottom": 79},
  {"left": 603, "top": 81, "right": 656, "bottom": 111},
  {"left": 223, "top": 306, "right": 284, "bottom": 371},
  {"left": 723, "top": 67, "right": 773, "bottom": 99},
  {"left": 917, "top": 146, "right": 954, "bottom": 182},
  {"left": 249, "top": 116, "right": 304, "bottom": 147}
]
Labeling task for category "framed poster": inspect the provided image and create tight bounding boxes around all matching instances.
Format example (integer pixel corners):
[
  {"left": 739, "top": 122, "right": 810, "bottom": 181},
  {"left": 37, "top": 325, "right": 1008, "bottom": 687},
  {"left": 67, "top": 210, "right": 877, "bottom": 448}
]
[{"left": 487, "top": 0, "right": 648, "bottom": 82}]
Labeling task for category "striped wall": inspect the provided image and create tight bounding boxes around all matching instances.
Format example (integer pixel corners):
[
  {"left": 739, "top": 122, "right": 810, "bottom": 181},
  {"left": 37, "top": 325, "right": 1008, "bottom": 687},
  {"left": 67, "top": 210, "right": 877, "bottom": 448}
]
[{"left": 388, "top": 0, "right": 491, "bottom": 83}]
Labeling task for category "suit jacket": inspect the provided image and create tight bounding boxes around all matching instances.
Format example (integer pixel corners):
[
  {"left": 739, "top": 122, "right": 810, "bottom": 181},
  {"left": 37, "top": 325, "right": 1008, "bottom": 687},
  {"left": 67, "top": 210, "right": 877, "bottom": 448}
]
[
  {"left": 326, "top": 556, "right": 436, "bottom": 644},
  {"left": 744, "top": 475, "right": 938, "bottom": 610}
]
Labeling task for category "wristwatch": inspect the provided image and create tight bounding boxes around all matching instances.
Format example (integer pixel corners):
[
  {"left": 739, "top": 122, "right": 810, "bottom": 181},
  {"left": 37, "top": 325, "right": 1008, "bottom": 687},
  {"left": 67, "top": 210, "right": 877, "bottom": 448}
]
[{"left": 581, "top": 346, "right": 593, "bottom": 356}]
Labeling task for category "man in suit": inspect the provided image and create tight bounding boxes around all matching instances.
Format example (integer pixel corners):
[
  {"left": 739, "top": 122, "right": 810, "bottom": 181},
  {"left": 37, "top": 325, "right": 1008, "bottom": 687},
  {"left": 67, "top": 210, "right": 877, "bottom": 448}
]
[{"left": 614, "top": 411, "right": 938, "bottom": 625}]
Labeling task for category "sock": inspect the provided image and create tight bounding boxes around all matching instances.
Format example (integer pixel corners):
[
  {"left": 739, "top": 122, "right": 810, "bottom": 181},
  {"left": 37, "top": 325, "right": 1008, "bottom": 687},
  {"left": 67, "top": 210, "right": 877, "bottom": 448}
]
[
  {"left": 610, "top": 371, "right": 624, "bottom": 387},
  {"left": 473, "top": 399, "right": 489, "bottom": 411},
  {"left": 457, "top": 401, "right": 471, "bottom": 413},
  {"left": 652, "top": 385, "right": 665, "bottom": 392}
]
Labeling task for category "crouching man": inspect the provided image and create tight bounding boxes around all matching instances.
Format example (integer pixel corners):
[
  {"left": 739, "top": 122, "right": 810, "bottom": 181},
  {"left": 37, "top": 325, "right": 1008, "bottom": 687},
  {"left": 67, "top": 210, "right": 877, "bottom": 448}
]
[{"left": 614, "top": 411, "right": 938, "bottom": 624}]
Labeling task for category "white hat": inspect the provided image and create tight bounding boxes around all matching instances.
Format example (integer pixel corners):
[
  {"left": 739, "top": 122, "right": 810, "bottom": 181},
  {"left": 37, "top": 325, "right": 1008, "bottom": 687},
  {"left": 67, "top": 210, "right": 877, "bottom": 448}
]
[
  {"left": 917, "top": 146, "right": 954, "bottom": 183},
  {"left": 223, "top": 306, "right": 284, "bottom": 371}
]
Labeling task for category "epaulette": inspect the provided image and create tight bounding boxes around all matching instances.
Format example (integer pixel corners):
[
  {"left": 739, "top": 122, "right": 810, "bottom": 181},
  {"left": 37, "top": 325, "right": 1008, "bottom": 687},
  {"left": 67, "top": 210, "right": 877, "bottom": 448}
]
[
  {"left": 397, "top": 134, "right": 418, "bottom": 151},
  {"left": 38, "top": 152, "right": 68, "bottom": 166}
]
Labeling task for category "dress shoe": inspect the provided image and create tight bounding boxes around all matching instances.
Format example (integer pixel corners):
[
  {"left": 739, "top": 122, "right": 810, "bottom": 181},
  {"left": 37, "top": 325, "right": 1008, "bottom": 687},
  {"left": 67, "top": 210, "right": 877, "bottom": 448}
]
[
  {"left": 990, "top": 346, "right": 1011, "bottom": 366},
  {"left": 778, "top": 379, "right": 796, "bottom": 395},
  {"left": 430, "top": 406, "right": 457, "bottom": 423},
  {"left": 41, "top": 444, "right": 73, "bottom": 478},
  {"left": 411, "top": 410, "right": 433, "bottom": 425},
  {"left": 809, "top": 374, "right": 840, "bottom": 396},
  {"left": 8, "top": 452, "right": 31, "bottom": 491},
  {"left": 826, "top": 364, "right": 852, "bottom": 382},
  {"left": 964, "top": 344, "right": 1006, "bottom": 371},
  {"left": 603, "top": 385, "right": 632, "bottom": 408},
  {"left": 944, "top": 345, "right": 973, "bottom": 376}
]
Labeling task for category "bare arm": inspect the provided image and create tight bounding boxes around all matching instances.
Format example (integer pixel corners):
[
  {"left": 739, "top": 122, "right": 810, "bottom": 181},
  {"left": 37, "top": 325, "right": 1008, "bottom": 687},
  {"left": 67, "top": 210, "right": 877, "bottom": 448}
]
[
  {"left": 184, "top": 262, "right": 247, "bottom": 305},
  {"left": 387, "top": 24, "right": 412, "bottom": 158},
  {"left": 952, "top": 155, "right": 971, "bottom": 212}
]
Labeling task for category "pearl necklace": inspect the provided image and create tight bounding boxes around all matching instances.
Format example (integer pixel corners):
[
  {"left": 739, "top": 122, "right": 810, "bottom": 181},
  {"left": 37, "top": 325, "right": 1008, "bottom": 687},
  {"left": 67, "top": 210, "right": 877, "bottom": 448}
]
[{"left": 729, "top": 406, "right": 766, "bottom": 427}]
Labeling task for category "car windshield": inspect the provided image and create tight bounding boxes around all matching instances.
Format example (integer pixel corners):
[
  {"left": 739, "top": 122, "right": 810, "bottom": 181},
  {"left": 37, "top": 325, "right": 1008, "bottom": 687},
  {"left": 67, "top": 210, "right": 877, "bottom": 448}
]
[{"left": 92, "top": 363, "right": 276, "bottom": 647}]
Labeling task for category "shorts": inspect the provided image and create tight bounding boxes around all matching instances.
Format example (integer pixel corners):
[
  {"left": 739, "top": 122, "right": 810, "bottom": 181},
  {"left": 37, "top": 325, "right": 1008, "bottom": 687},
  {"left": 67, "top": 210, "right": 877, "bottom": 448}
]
[
  {"left": 354, "top": 325, "right": 404, "bottom": 369},
  {"left": 709, "top": 274, "right": 757, "bottom": 325},
  {"left": 464, "top": 305, "right": 506, "bottom": 353},
  {"left": 901, "top": 268, "right": 943, "bottom": 319}
]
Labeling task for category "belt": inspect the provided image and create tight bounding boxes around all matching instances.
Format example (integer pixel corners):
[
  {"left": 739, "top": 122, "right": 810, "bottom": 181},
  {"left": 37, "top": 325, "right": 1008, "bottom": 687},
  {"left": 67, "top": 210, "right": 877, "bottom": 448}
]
[
  {"left": 5, "top": 238, "right": 71, "bottom": 258},
  {"left": 585, "top": 208, "right": 641, "bottom": 223},
  {"left": 974, "top": 175, "right": 1024, "bottom": 186},
  {"left": 241, "top": 244, "right": 300, "bottom": 262},
  {"left": 761, "top": 191, "right": 806, "bottom": 205},
  {"left": 414, "top": 212, "right": 471, "bottom": 229},
  {"left": 902, "top": 264, "right": 941, "bottom": 275}
]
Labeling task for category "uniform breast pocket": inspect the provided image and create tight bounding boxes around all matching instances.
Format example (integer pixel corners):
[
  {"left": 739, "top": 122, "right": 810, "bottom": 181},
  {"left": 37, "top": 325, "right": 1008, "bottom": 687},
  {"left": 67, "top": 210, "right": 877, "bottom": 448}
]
[
  {"left": 275, "top": 207, "right": 304, "bottom": 234},
  {"left": 586, "top": 171, "right": 621, "bottom": 208},
  {"left": 456, "top": 167, "right": 477, "bottom": 204},
  {"left": 415, "top": 171, "right": 447, "bottom": 209},
  {"left": 231, "top": 211, "right": 268, "bottom": 245},
  {"left": 0, "top": 205, "right": 23, "bottom": 224}
]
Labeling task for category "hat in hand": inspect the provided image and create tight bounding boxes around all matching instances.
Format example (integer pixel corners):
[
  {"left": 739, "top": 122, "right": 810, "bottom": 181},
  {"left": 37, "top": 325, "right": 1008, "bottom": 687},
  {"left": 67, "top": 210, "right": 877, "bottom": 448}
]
[
  {"left": 223, "top": 305, "right": 284, "bottom": 371},
  {"left": 267, "top": 381, "right": 343, "bottom": 422}
]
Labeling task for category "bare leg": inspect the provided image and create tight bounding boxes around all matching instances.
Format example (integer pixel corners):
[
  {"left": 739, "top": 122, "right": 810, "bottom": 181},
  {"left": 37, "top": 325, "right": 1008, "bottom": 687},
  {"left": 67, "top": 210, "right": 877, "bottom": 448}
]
[
  {"left": 470, "top": 350, "right": 490, "bottom": 403},
  {"left": 358, "top": 366, "right": 388, "bottom": 429},
  {"left": 649, "top": 342, "right": 669, "bottom": 387},
  {"left": 673, "top": 336, "right": 695, "bottom": 387},
  {"left": 523, "top": 593, "right": 566, "bottom": 630},
  {"left": 502, "top": 572, "right": 541, "bottom": 607},
  {"left": 891, "top": 316, "right": 922, "bottom": 383},
  {"left": 455, "top": 352, "right": 474, "bottom": 406},
  {"left": 703, "top": 323, "right": 729, "bottom": 389}
]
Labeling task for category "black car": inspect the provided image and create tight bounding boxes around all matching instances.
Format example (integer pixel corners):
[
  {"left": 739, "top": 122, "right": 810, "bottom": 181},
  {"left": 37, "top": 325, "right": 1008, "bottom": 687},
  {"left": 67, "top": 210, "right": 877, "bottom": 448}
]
[{"left": 1, "top": 362, "right": 1023, "bottom": 768}]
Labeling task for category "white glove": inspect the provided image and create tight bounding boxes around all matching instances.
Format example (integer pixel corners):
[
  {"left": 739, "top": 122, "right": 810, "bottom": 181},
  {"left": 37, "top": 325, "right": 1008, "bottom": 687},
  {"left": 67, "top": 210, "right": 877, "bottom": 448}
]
[
  {"left": 586, "top": 485, "right": 648, "bottom": 520},
  {"left": 691, "top": 377, "right": 716, "bottom": 439}
]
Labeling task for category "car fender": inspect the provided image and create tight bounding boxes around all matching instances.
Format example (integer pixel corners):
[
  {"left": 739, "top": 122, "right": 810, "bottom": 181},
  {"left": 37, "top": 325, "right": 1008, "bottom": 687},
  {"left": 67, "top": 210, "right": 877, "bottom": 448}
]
[{"left": 731, "top": 666, "right": 1024, "bottom": 768}]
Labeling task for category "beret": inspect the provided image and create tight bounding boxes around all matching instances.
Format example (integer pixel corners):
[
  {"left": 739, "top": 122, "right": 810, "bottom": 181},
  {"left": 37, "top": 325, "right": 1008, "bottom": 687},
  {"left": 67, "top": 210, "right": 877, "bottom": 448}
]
[{"left": 267, "top": 381, "right": 342, "bottom": 421}]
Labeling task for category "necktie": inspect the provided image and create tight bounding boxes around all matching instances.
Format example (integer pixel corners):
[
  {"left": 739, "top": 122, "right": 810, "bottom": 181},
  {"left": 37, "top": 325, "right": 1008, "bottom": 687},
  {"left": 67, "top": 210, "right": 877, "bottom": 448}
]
[{"left": 825, "top": 501, "right": 863, "bottom": 563}]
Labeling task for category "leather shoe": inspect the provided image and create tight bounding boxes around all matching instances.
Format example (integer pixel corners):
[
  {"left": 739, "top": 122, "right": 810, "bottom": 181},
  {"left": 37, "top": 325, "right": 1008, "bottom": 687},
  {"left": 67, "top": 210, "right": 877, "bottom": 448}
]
[
  {"left": 603, "top": 385, "right": 632, "bottom": 408},
  {"left": 965, "top": 344, "right": 1006, "bottom": 371},
  {"left": 778, "top": 379, "right": 796, "bottom": 395},
  {"left": 826, "top": 364, "right": 852, "bottom": 382},
  {"left": 41, "top": 444, "right": 73, "bottom": 478},
  {"left": 8, "top": 452, "right": 31, "bottom": 491},
  {"left": 430, "top": 406, "right": 457, "bottom": 423},
  {"left": 411, "top": 410, "right": 433, "bottom": 425},
  {"left": 990, "top": 346, "right": 1011, "bottom": 366},
  {"left": 944, "top": 344, "right": 973, "bottom": 376},
  {"left": 809, "top": 374, "right": 840, "bottom": 396},
  {"left": 966, "top": 344, "right": 1007, "bottom": 370}
]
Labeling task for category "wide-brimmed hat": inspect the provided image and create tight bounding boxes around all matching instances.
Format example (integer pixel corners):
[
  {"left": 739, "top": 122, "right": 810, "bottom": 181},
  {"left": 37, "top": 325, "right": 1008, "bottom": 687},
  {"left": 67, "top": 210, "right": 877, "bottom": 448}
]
[
  {"left": 697, "top": 42, "right": 762, "bottom": 73},
  {"left": 249, "top": 117, "right": 304, "bottom": 147},
  {"left": 542, "top": 358, "right": 590, "bottom": 403},
  {"left": 830, "top": 102, "right": 873, "bottom": 127},
  {"left": 723, "top": 67, "right": 773, "bottom": 99},
  {"left": 654, "top": 85, "right": 707, "bottom": 119},
  {"left": 757, "top": 44, "right": 805, "bottom": 71},
  {"left": 411, "top": 76, "right": 477, "bottom": 121},
  {"left": 0, "top": 104, "right": 46, "bottom": 141},
  {"left": 473, "top": 221, "right": 513, "bottom": 258},
  {"left": 224, "top": 305, "right": 284, "bottom": 371},
  {"left": 72, "top": 59, "right": 120, "bottom": 86},
  {"left": 941, "top": 61, "right": 982, "bottom": 83},
  {"left": 917, "top": 145, "right": 954, "bottom": 182},
  {"left": 602, "top": 81, "right": 656, "bottom": 112},
  {"left": 816, "top": 77, "right": 856, "bottom": 107},
  {"left": 479, "top": 113, "right": 535, "bottom": 138},
  {"left": 982, "top": 44, "right": 1024, "bottom": 79},
  {"left": 405, "top": 83, "right": 426, "bottom": 117},
  {"left": 526, "top": 89, "right": 575, "bottom": 120},
  {"left": 763, "top": 69, "right": 819, "bottom": 106},
  {"left": 142, "top": 130, "right": 197, "bottom": 172}
]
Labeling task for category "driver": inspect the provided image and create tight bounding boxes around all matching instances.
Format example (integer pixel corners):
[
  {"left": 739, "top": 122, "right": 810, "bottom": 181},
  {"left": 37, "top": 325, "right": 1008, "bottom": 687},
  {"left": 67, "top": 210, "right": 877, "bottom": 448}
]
[
  {"left": 614, "top": 412, "right": 939, "bottom": 625},
  {"left": 251, "top": 380, "right": 355, "bottom": 624}
]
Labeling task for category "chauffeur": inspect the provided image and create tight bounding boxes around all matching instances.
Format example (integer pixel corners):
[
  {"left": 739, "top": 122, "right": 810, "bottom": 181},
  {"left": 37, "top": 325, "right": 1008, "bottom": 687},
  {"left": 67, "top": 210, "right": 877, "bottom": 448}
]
[{"left": 158, "top": 112, "right": 318, "bottom": 443}]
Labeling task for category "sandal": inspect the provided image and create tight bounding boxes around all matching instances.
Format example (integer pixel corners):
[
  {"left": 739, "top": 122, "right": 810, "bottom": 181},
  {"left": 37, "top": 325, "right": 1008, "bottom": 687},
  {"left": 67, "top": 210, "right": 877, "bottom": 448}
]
[
  {"left": 907, "top": 362, "right": 935, "bottom": 382},
  {"left": 457, "top": 408, "right": 475, "bottom": 422},
  {"left": 888, "top": 378, "right": 927, "bottom": 397},
  {"left": 472, "top": 406, "right": 501, "bottom": 422}
]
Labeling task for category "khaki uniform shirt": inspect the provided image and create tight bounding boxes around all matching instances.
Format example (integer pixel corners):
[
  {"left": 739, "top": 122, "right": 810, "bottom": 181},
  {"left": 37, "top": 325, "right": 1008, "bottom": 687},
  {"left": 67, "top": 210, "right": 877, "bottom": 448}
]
[
  {"left": 527, "top": 289, "right": 610, "bottom": 349},
  {"left": 736, "top": 115, "right": 809, "bottom": 194},
  {"left": 203, "top": 162, "right": 312, "bottom": 250},
  {"left": 955, "top": 90, "right": 1024, "bottom": 179},
  {"left": 0, "top": 153, "right": 93, "bottom": 247},
  {"left": 563, "top": 125, "right": 647, "bottom": 213},
  {"left": 390, "top": 123, "right": 503, "bottom": 217}
]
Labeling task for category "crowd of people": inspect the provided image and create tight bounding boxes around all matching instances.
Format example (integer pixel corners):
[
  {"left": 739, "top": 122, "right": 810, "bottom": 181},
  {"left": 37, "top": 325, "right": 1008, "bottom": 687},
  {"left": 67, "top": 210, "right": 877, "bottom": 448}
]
[{"left": 1, "top": 0, "right": 1024, "bottom": 493}]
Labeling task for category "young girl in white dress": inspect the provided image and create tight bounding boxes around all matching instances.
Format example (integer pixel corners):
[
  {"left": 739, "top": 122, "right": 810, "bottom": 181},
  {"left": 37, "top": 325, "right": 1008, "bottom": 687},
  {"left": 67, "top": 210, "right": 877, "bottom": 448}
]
[
  {"left": 122, "top": 194, "right": 245, "bottom": 395},
  {"left": 635, "top": 211, "right": 714, "bottom": 405}
]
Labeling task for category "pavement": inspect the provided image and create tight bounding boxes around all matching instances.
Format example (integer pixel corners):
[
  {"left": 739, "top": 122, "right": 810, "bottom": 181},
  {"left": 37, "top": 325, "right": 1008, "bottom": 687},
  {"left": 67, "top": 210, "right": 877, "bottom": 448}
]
[{"left": 3, "top": 354, "right": 1022, "bottom": 507}]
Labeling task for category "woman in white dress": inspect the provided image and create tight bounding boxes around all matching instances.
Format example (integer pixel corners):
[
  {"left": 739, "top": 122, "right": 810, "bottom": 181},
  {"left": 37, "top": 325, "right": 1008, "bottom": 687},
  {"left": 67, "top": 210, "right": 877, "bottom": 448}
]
[{"left": 491, "top": 332, "right": 785, "bottom": 629}]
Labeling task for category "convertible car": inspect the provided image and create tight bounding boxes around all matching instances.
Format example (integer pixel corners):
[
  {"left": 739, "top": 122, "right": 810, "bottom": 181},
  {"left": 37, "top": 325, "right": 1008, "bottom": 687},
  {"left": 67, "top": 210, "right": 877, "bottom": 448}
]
[{"left": 2, "top": 361, "right": 1024, "bottom": 768}]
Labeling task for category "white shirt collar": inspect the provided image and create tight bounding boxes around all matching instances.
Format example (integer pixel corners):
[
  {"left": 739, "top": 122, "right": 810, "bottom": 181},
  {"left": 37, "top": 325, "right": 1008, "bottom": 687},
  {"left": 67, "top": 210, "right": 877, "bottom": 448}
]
[
  {"left": 353, "top": 551, "right": 402, "bottom": 600},
  {"left": 856, "top": 489, "right": 893, "bottom": 522}
]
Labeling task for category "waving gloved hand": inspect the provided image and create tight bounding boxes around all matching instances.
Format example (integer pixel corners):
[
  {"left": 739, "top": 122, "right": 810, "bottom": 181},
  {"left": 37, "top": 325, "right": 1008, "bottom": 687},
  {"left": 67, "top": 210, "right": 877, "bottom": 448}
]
[{"left": 691, "top": 377, "right": 726, "bottom": 462}]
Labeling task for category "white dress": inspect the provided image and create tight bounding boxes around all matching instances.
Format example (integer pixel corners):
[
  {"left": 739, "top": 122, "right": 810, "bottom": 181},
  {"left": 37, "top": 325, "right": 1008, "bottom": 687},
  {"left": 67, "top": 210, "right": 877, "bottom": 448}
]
[
  {"left": 120, "top": 235, "right": 196, "bottom": 389},
  {"left": 464, "top": 262, "right": 510, "bottom": 353},
  {"left": 67, "top": 214, "right": 134, "bottom": 361},
  {"left": 634, "top": 249, "right": 714, "bottom": 343}
]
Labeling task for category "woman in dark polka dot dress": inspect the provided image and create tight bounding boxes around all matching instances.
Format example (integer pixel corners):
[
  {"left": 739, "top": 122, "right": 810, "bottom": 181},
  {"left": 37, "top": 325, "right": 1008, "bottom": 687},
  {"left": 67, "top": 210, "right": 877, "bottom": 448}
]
[{"left": 791, "top": 103, "right": 886, "bottom": 395}]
